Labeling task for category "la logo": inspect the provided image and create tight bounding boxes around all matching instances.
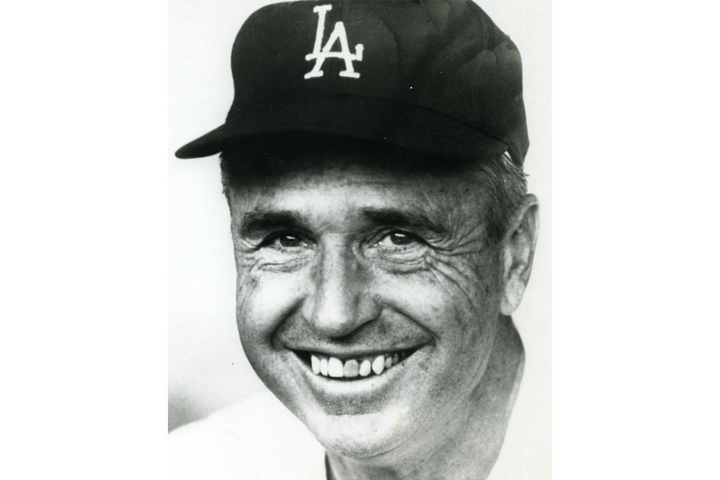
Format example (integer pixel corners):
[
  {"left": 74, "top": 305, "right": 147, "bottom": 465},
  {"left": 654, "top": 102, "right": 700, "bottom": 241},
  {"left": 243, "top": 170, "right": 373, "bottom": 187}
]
[{"left": 305, "top": 5, "right": 364, "bottom": 80}]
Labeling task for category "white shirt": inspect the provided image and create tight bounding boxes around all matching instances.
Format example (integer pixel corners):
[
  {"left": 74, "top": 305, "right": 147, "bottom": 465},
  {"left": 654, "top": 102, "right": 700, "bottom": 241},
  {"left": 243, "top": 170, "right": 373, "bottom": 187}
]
[{"left": 169, "top": 391, "right": 536, "bottom": 479}]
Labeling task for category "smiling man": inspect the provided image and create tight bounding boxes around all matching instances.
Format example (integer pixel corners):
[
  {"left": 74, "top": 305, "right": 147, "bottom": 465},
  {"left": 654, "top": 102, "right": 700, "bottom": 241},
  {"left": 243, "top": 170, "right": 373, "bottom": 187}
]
[{"left": 170, "top": 1, "right": 540, "bottom": 479}]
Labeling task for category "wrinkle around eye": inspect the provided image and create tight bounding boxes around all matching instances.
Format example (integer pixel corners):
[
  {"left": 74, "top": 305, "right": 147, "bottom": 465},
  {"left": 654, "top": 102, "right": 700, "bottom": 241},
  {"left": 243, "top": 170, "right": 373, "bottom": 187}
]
[
  {"left": 233, "top": 235, "right": 314, "bottom": 274},
  {"left": 364, "top": 233, "right": 431, "bottom": 274},
  {"left": 239, "top": 250, "right": 312, "bottom": 274}
]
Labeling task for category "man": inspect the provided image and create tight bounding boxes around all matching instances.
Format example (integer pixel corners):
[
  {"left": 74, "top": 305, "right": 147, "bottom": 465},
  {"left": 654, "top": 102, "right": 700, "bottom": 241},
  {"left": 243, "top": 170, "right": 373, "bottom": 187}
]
[{"left": 170, "top": 0, "right": 543, "bottom": 478}]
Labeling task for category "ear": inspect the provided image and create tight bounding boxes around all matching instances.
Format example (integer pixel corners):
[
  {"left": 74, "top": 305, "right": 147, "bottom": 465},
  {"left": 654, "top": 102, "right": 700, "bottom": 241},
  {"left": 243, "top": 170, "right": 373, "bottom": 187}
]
[{"left": 500, "top": 194, "right": 540, "bottom": 315}]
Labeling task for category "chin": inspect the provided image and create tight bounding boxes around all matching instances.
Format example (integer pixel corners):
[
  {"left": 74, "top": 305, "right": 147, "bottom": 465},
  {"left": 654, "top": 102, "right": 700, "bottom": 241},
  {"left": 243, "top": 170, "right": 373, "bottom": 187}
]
[{"left": 308, "top": 405, "right": 416, "bottom": 460}]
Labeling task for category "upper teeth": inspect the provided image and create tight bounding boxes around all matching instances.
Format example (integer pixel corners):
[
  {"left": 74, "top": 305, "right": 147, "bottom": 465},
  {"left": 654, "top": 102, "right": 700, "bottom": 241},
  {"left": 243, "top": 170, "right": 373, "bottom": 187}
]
[{"left": 311, "top": 353, "right": 403, "bottom": 378}]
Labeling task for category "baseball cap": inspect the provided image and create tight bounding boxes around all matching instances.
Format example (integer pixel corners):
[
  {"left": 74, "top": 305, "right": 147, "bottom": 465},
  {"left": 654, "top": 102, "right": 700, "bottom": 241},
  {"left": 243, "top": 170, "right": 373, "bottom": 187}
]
[{"left": 175, "top": 0, "right": 529, "bottom": 166}]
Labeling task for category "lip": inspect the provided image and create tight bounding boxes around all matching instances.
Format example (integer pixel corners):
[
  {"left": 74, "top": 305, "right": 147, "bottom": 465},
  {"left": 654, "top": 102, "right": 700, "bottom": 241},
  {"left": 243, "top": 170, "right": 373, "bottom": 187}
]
[
  {"left": 286, "top": 343, "right": 432, "bottom": 410},
  {"left": 289, "top": 346, "right": 421, "bottom": 361}
]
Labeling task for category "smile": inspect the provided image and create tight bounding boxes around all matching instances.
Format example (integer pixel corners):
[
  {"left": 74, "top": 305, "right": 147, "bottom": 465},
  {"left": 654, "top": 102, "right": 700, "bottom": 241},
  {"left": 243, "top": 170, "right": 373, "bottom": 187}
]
[
  {"left": 293, "top": 348, "right": 420, "bottom": 380},
  {"left": 287, "top": 344, "right": 432, "bottom": 409}
]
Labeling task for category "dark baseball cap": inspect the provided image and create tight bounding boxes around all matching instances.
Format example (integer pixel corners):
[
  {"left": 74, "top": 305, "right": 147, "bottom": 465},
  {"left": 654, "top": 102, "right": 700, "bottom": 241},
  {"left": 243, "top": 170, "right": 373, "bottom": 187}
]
[{"left": 176, "top": 0, "right": 529, "bottom": 166}]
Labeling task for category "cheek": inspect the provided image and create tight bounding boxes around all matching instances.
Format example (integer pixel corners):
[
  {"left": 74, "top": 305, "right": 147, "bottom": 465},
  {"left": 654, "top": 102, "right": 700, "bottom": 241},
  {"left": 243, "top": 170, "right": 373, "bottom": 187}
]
[
  {"left": 425, "top": 256, "right": 503, "bottom": 366},
  {"left": 235, "top": 267, "right": 310, "bottom": 399},
  {"left": 234, "top": 262, "right": 305, "bottom": 348},
  {"left": 378, "top": 255, "right": 502, "bottom": 383},
  {"left": 382, "top": 255, "right": 502, "bottom": 337}
]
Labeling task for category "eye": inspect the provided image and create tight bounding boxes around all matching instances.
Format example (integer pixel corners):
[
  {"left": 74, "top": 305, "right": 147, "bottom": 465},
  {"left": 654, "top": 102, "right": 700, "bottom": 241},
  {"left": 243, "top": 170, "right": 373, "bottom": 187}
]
[
  {"left": 376, "top": 230, "right": 425, "bottom": 249},
  {"left": 380, "top": 231, "right": 417, "bottom": 246},
  {"left": 276, "top": 234, "right": 303, "bottom": 248},
  {"left": 260, "top": 232, "right": 309, "bottom": 250},
  {"left": 371, "top": 230, "right": 428, "bottom": 266}
]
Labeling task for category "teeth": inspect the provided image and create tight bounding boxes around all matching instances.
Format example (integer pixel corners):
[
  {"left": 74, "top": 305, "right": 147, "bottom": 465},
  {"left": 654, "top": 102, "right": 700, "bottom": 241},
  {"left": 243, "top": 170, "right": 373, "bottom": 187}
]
[
  {"left": 372, "top": 355, "right": 385, "bottom": 375},
  {"left": 320, "top": 357, "right": 328, "bottom": 376},
  {"left": 328, "top": 357, "right": 344, "bottom": 377},
  {"left": 309, "top": 351, "right": 412, "bottom": 378},
  {"left": 344, "top": 359, "right": 359, "bottom": 378},
  {"left": 311, "top": 355, "right": 320, "bottom": 375}
]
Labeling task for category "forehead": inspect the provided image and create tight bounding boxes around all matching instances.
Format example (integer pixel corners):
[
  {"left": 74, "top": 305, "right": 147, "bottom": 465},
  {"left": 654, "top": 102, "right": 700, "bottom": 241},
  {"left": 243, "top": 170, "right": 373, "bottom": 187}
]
[{"left": 225, "top": 150, "right": 490, "bottom": 222}]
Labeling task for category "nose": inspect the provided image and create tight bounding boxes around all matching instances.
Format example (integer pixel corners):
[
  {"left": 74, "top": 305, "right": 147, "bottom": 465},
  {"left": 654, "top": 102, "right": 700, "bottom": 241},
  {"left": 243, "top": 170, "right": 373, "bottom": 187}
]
[{"left": 301, "top": 242, "right": 379, "bottom": 338}]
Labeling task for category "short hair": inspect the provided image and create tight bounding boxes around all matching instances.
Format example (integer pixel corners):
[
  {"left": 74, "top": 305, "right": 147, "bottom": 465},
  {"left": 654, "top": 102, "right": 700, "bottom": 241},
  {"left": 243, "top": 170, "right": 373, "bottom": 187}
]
[
  {"left": 219, "top": 136, "right": 527, "bottom": 245},
  {"left": 471, "top": 151, "right": 528, "bottom": 245}
]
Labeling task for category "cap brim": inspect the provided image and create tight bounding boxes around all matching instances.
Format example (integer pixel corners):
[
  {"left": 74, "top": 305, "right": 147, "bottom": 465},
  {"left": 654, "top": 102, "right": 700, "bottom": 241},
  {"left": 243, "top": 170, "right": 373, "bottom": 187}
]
[{"left": 175, "top": 95, "right": 509, "bottom": 161}]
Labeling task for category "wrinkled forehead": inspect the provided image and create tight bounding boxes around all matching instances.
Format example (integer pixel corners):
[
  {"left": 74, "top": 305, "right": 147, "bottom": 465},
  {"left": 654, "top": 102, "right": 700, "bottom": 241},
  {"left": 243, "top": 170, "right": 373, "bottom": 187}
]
[{"left": 222, "top": 137, "right": 493, "bottom": 223}]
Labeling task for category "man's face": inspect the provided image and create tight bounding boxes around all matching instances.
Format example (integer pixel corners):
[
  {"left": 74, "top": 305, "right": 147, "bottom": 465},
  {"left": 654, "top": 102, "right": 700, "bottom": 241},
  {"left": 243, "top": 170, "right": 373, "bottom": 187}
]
[{"left": 227, "top": 151, "right": 507, "bottom": 460}]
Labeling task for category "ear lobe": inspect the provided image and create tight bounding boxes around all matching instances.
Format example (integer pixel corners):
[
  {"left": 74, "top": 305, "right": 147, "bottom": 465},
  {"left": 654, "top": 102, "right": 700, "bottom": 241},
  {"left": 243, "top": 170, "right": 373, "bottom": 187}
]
[{"left": 500, "top": 194, "right": 540, "bottom": 315}]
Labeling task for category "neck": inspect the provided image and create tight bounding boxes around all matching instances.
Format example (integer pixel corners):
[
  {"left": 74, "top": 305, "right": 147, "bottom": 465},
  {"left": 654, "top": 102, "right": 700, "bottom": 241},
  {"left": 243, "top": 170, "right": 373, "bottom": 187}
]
[{"left": 327, "top": 316, "right": 525, "bottom": 480}]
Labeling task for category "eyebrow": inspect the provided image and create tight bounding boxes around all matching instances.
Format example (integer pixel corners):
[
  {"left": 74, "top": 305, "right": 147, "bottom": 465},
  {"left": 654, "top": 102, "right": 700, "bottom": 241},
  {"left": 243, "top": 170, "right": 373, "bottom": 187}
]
[
  {"left": 239, "top": 211, "right": 309, "bottom": 238},
  {"left": 239, "top": 207, "right": 449, "bottom": 239},
  {"left": 360, "top": 208, "right": 448, "bottom": 236}
]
